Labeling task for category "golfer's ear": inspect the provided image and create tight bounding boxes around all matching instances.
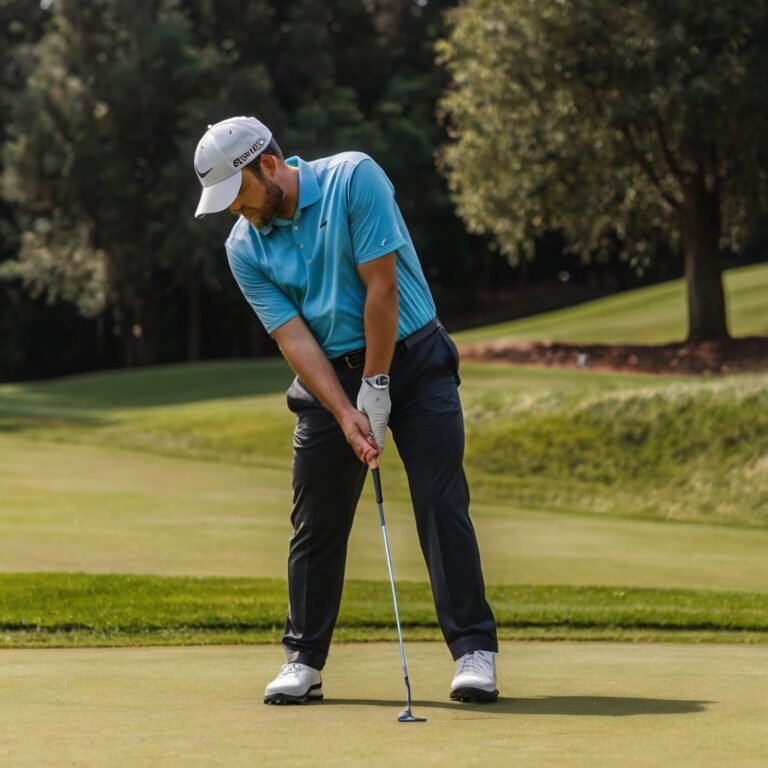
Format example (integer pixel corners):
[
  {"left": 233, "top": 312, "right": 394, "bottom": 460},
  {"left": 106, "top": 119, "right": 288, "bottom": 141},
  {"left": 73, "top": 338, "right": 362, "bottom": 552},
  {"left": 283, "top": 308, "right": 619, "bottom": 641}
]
[{"left": 259, "top": 153, "right": 278, "bottom": 178}]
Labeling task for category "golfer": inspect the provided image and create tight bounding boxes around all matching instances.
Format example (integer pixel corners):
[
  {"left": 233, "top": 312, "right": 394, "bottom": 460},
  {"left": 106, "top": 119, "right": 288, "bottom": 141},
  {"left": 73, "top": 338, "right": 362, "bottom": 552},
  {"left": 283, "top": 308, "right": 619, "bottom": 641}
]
[{"left": 194, "top": 116, "right": 498, "bottom": 704}]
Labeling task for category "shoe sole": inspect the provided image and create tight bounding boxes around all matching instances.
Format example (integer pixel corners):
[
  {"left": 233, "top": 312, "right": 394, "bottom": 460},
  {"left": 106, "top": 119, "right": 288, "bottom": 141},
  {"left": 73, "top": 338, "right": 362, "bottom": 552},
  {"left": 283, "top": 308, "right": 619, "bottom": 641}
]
[
  {"left": 264, "top": 684, "right": 323, "bottom": 705},
  {"left": 450, "top": 686, "right": 499, "bottom": 703}
]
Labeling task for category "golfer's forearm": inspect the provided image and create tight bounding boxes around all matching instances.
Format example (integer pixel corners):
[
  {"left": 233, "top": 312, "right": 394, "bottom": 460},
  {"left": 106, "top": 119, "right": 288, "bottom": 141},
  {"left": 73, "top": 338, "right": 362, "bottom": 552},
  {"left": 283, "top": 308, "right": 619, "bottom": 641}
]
[
  {"left": 273, "top": 318, "right": 355, "bottom": 421},
  {"left": 362, "top": 283, "right": 398, "bottom": 376}
]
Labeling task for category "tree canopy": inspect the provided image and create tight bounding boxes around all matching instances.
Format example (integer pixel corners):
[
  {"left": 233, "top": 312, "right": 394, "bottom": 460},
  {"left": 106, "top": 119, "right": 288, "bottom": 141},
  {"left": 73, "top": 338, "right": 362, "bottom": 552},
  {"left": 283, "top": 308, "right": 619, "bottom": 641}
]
[
  {"left": 2, "top": 0, "right": 481, "bottom": 373},
  {"left": 1, "top": 0, "right": 766, "bottom": 379},
  {"left": 438, "top": 0, "right": 768, "bottom": 340}
]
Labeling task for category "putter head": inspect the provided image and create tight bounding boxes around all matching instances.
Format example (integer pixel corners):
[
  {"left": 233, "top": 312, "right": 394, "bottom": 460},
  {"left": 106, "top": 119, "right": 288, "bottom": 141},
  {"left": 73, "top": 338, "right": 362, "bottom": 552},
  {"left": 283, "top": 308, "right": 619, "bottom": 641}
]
[{"left": 398, "top": 709, "right": 427, "bottom": 723}]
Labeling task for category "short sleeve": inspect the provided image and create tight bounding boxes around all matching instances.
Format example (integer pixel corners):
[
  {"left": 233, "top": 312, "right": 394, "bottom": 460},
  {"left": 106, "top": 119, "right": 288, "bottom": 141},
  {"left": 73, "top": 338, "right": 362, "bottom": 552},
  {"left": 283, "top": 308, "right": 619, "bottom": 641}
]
[
  {"left": 226, "top": 244, "right": 299, "bottom": 334},
  {"left": 348, "top": 158, "right": 407, "bottom": 265}
]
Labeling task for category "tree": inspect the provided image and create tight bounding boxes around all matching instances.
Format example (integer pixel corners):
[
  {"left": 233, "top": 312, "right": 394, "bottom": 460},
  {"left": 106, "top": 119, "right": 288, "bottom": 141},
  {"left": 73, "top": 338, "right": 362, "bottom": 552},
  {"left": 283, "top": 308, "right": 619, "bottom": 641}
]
[
  {"left": 438, "top": 0, "right": 768, "bottom": 341},
  {"left": 0, "top": 0, "right": 52, "bottom": 379},
  {"left": 1, "top": 0, "right": 502, "bottom": 378},
  {"left": 2, "top": 0, "right": 235, "bottom": 366}
]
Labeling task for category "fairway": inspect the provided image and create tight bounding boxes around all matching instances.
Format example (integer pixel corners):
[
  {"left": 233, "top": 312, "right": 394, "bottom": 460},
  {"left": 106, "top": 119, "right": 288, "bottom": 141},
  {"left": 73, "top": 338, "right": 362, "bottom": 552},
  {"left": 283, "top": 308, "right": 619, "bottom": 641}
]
[
  {"left": 3, "top": 434, "right": 768, "bottom": 592},
  {"left": 3, "top": 359, "right": 765, "bottom": 529},
  {"left": 453, "top": 262, "right": 768, "bottom": 345},
  {"left": 2, "top": 642, "right": 767, "bottom": 767}
]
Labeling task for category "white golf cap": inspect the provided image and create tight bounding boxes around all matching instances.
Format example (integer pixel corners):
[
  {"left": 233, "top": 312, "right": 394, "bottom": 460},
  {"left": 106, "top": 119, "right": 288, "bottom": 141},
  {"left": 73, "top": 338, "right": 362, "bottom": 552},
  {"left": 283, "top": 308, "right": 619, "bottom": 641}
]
[{"left": 193, "top": 116, "right": 272, "bottom": 218}]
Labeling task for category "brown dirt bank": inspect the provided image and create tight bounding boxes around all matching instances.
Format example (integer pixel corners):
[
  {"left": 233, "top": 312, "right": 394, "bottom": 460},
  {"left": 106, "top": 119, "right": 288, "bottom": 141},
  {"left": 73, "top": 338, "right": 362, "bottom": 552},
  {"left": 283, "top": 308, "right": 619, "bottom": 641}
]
[{"left": 460, "top": 336, "right": 768, "bottom": 375}]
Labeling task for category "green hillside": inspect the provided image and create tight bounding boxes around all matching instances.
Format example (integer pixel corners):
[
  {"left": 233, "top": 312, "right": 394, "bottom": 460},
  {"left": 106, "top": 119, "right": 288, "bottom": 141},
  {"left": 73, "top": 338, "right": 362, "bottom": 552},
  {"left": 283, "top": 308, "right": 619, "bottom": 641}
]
[
  {"left": 454, "top": 262, "right": 768, "bottom": 345},
  {"left": 1, "top": 360, "right": 765, "bottom": 529},
  {"left": 464, "top": 374, "right": 768, "bottom": 526}
]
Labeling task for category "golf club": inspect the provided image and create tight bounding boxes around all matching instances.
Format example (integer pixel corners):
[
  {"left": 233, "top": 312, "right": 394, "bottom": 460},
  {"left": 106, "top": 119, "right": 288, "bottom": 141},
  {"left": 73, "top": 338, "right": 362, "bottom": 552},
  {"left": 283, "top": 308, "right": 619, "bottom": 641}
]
[{"left": 369, "top": 463, "right": 426, "bottom": 723}]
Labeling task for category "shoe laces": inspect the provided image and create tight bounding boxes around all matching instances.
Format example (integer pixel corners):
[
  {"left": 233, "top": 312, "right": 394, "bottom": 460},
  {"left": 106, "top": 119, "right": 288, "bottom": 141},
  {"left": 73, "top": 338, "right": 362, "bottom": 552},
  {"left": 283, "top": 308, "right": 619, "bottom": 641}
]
[
  {"left": 456, "top": 651, "right": 493, "bottom": 676},
  {"left": 278, "top": 663, "right": 302, "bottom": 677}
]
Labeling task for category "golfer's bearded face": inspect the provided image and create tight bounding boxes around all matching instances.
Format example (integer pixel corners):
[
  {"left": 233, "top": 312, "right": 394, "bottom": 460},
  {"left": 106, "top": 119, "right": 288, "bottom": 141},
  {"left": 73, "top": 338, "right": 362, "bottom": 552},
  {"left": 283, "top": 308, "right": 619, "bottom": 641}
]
[{"left": 229, "top": 166, "right": 284, "bottom": 228}]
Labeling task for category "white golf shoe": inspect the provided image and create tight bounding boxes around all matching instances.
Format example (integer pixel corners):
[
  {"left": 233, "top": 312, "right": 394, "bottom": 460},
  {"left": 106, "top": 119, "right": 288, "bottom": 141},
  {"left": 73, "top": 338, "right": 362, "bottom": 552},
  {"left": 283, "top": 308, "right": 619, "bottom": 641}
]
[
  {"left": 264, "top": 662, "right": 323, "bottom": 705},
  {"left": 450, "top": 650, "right": 499, "bottom": 703}
]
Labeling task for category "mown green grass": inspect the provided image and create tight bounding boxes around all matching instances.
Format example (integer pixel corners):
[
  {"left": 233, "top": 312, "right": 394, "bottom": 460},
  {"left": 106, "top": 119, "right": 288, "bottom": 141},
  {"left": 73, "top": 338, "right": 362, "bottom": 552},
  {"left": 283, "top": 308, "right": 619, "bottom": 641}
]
[
  {"left": 2, "top": 573, "right": 768, "bottom": 648},
  {"left": 5, "top": 434, "right": 768, "bottom": 592},
  {"left": 2, "top": 363, "right": 764, "bottom": 527},
  {"left": 0, "top": 361, "right": 667, "bottom": 482},
  {"left": 453, "top": 262, "right": 768, "bottom": 345},
  {"left": 3, "top": 358, "right": 295, "bottom": 410},
  {"left": 5, "top": 643, "right": 768, "bottom": 768}
]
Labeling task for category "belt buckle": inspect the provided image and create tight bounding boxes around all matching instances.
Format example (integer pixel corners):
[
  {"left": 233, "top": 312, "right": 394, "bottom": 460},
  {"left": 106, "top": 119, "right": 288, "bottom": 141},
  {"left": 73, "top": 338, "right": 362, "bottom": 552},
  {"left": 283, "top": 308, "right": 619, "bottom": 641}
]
[{"left": 344, "top": 350, "right": 365, "bottom": 369}]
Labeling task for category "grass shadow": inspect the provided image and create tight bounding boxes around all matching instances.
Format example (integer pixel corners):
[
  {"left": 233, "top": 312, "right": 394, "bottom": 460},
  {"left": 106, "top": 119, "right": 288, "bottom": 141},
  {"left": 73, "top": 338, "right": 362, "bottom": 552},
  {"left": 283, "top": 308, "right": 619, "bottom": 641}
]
[
  {"left": 0, "top": 412, "right": 112, "bottom": 435},
  {"left": 0, "top": 359, "right": 295, "bottom": 410},
  {"left": 322, "top": 696, "right": 712, "bottom": 717}
]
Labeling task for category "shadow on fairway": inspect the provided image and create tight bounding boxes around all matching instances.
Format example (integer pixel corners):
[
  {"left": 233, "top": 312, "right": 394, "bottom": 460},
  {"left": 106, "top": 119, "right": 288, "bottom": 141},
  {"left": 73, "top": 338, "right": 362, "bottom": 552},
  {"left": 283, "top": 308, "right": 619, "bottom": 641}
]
[
  {"left": 324, "top": 697, "right": 712, "bottom": 717},
  {"left": 0, "top": 412, "right": 111, "bottom": 434},
  {"left": 0, "top": 359, "right": 294, "bottom": 411}
]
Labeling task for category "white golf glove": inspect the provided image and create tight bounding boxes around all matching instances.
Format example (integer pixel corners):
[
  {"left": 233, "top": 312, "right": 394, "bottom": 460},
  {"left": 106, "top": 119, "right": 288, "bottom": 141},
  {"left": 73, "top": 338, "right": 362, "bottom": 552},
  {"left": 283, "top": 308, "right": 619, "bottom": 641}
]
[{"left": 357, "top": 374, "right": 391, "bottom": 454}]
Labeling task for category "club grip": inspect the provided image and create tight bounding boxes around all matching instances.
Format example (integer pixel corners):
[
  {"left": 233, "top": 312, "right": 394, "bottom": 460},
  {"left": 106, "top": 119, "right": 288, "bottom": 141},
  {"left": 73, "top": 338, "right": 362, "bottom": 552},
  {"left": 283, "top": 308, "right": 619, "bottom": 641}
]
[{"left": 371, "top": 467, "right": 383, "bottom": 504}]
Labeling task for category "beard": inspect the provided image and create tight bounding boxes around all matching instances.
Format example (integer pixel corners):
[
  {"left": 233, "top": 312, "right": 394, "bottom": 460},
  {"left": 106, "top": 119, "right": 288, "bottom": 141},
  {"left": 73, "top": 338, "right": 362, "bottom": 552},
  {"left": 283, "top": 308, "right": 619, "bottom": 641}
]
[{"left": 243, "top": 176, "right": 284, "bottom": 228}]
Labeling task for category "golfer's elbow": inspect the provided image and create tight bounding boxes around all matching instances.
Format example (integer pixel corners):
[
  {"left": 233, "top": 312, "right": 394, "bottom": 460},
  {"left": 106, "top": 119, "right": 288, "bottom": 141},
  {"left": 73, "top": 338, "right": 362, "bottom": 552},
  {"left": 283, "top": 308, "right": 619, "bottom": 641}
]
[
  {"left": 271, "top": 316, "right": 310, "bottom": 357},
  {"left": 366, "top": 279, "right": 399, "bottom": 313}
]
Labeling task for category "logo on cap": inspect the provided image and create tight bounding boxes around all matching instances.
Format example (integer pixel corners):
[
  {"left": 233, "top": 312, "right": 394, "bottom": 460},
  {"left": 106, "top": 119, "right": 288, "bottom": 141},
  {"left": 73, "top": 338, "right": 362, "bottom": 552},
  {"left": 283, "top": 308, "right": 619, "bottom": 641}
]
[{"left": 233, "top": 139, "right": 265, "bottom": 168}]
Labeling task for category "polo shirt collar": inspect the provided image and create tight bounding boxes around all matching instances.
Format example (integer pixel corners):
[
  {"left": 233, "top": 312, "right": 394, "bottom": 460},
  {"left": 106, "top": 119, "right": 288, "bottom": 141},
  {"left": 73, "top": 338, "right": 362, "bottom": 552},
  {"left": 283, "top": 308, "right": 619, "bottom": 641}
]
[
  {"left": 292, "top": 156, "right": 322, "bottom": 210},
  {"left": 258, "top": 156, "right": 320, "bottom": 235}
]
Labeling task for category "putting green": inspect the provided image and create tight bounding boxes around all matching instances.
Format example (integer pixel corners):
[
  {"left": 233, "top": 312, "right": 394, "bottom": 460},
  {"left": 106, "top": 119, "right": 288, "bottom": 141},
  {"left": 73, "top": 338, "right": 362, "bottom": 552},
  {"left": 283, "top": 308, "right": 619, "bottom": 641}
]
[
  {"left": 1, "top": 642, "right": 766, "bottom": 767},
  {"left": 3, "top": 436, "right": 768, "bottom": 591}
]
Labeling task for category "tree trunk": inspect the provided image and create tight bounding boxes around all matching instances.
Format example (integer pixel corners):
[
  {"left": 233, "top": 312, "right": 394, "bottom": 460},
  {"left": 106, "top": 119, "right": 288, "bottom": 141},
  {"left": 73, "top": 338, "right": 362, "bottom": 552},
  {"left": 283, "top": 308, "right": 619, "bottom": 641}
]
[
  {"left": 187, "top": 278, "right": 201, "bottom": 362},
  {"left": 122, "top": 319, "right": 133, "bottom": 368},
  {"left": 96, "top": 315, "right": 105, "bottom": 365},
  {"left": 136, "top": 297, "right": 159, "bottom": 367},
  {"left": 680, "top": 182, "right": 730, "bottom": 343}
]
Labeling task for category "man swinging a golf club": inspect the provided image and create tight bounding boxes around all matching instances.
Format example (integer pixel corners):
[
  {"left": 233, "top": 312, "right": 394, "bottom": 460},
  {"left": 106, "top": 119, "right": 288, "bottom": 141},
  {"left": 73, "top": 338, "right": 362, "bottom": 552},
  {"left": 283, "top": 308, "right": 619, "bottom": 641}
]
[{"left": 194, "top": 116, "right": 499, "bottom": 710}]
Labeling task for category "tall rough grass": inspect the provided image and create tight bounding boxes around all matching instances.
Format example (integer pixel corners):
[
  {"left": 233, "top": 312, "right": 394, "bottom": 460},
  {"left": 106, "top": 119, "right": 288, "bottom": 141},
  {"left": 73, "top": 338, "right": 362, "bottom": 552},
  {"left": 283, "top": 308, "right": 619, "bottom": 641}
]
[{"left": 465, "top": 376, "right": 768, "bottom": 525}]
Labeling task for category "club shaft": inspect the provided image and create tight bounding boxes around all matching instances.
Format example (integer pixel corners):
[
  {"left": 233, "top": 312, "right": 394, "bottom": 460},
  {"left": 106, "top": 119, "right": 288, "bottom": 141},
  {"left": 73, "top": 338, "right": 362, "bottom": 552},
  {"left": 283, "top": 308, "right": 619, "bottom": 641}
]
[
  {"left": 379, "top": 511, "right": 409, "bottom": 674},
  {"left": 372, "top": 468, "right": 412, "bottom": 710}
]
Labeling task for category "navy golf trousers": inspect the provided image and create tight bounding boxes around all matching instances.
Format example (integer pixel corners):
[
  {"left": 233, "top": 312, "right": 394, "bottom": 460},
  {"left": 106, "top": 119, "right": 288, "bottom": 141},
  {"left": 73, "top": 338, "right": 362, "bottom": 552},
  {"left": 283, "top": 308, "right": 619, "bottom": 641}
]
[{"left": 282, "top": 322, "right": 498, "bottom": 670}]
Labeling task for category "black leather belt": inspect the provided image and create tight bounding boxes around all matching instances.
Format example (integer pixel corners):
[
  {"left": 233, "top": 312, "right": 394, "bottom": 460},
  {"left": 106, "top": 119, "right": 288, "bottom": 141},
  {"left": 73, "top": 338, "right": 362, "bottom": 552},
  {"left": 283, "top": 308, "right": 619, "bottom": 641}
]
[{"left": 331, "top": 317, "right": 442, "bottom": 370}]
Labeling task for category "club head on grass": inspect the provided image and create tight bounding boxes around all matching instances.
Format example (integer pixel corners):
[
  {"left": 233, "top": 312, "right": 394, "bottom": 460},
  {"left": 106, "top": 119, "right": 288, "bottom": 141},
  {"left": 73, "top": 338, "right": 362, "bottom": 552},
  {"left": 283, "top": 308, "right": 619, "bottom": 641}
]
[{"left": 398, "top": 709, "right": 427, "bottom": 723}]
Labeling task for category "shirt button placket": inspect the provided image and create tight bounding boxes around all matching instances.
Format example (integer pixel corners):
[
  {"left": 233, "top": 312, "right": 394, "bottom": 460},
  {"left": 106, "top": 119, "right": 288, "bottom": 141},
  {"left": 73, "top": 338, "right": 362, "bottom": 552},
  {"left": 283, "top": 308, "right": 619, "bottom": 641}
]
[{"left": 294, "top": 222, "right": 311, "bottom": 263}]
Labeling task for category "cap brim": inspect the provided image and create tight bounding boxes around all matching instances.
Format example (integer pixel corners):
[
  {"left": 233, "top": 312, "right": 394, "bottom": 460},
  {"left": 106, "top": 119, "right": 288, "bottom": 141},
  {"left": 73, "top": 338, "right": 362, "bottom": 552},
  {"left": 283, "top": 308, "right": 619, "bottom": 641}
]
[{"left": 194, "top": 171, "right": 242, "bottom": 218}]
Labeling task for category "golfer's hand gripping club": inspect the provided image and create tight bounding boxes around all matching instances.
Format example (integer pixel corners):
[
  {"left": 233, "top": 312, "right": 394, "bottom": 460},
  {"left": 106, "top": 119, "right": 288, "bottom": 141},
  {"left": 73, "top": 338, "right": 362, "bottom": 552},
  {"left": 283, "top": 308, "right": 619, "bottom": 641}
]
[{"left": 357, "top": 374, "right": 390, "bottom": 454}]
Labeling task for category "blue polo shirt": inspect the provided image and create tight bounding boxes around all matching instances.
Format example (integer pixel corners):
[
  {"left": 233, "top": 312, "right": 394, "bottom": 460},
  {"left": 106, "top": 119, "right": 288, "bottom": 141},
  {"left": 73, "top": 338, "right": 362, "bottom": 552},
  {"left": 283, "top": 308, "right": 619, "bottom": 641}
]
[{"left": 225, "top": 153, "right": 436, "bottom": 358}]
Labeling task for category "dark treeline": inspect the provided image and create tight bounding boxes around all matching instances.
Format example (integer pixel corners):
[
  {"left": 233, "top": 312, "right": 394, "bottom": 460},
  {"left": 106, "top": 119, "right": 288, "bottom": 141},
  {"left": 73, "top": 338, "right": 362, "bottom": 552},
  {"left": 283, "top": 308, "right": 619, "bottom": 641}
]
[{"left": 1, "top": 0, "right": 764, "bottom": 381}]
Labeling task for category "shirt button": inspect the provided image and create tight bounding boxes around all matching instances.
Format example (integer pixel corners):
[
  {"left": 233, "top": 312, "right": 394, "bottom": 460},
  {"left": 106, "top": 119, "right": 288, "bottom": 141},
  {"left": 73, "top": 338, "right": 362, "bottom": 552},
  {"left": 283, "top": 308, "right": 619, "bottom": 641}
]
[
  {"left": 299, "top": 244, "right": 304, "bottom": 249},
  {"left": 294, "top": 226, "right": 299, "bottom": 231}
]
